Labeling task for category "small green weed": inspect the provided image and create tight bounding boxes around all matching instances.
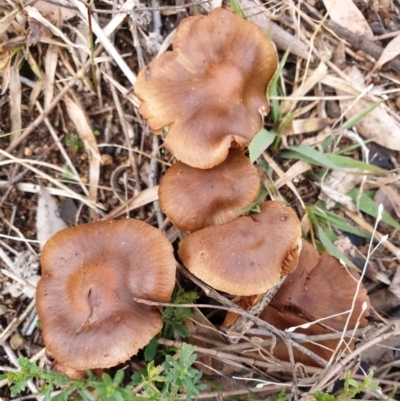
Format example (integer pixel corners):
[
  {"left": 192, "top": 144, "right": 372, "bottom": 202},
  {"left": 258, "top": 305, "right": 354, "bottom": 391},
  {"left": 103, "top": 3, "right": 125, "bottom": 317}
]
[
  {"left": 314, "top": 370, "right": 396, "bottom": 401},
  {"left": 65, "top": 134, "right": 84, "bottom": 152},
  {"left": 162, "top": 289, "right": 199, "bottom": 339},
  {"left": 132, "top": 342, "right": 206, "bottom": 400},
  {"left": 1, "top": 343, "right": 205, "bottom": 400}
]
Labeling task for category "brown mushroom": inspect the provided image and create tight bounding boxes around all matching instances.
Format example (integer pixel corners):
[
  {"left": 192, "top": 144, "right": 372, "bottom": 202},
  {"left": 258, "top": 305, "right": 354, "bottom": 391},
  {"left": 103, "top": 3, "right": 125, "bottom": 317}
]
[
  {"left": 134, "top": 8, "right": 278, "bottom": 169},
  {"left": 270, "top": 240, "right": 370, "bottom": 331},
  {"left": 252, "top": 241, "right": 370, "bottom": 366},
  {"left": 178, "top": 201, "right": 301, "bottom": 296},
  {"left": 158, "top": 149, "right": 260, "bottom": 233},
  {"left": 260, "top": 307, "right": 350, "bottom": 367},
  {"left": 36, "top": 219, "right": 176, "bottom": 370}
]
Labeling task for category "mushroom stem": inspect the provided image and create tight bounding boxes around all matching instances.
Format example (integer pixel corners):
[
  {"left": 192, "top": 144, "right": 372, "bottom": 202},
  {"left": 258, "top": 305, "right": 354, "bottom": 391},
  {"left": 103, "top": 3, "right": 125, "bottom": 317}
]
[{"left": 227, "top": 276, "right": 287, "bottom": 344}]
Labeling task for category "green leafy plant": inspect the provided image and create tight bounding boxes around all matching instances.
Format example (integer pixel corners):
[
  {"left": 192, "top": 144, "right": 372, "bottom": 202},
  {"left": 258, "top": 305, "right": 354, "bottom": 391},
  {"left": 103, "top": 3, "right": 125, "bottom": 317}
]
[
  {"left": 65, "top": 134, "right": 84, "bottom": 152},
  {"left": 162, "top": 290, "right": 199, "bottom": 339},
  {"left": 314, "top": 370, "right": 396, "bottom": 401},
  {"left": 132, "top": 343, "right": 206, "bottom": 400},
  {"left": 1, "top": 344, "right": 206, "bottom": 400}
]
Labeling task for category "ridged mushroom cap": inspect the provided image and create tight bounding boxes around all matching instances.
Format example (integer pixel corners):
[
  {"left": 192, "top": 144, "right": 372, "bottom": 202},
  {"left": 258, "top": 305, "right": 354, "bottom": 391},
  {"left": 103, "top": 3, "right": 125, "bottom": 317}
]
[
  {"left": 178, "top": 201, "right": 301, "bottom": 296},
  {"left": 134, "top": 8, "right": 278, "bottom": 169},
  {"left": 158, "top": 150, "right": 260, "bottom": 233},
  {"left": 270, "top": 240, "right": 370, "bottom": 331},
  {"left": 36, "top": 219, "right": 176, "bottom": 370}
]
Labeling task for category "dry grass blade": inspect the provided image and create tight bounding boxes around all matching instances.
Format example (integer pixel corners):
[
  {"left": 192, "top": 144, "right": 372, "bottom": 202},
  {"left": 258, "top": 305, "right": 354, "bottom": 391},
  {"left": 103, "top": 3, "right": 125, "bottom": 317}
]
[
  {"left": 69, "top": 0, "right": 137, "bottom": 86},
  {"left": 281, "top": 62, "right": 328, "bottom": 114},
  {"left": 263, "top": 153, "right": 305, "bottom": 209},
  {"left": 64, "top": 96, "right": 101, "bottom": 205},
  {"left": 0, "top": 8, "right": 18, "bottom": 36}
]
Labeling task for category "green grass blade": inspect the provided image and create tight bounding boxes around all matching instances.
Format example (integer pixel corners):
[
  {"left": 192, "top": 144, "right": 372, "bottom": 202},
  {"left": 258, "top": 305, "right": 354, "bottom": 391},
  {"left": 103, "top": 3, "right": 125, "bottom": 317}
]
[
  {"left": 313, "top": 209, "right": 371, "bottom": 238},
  {"left": 340, "top": 101, "right": 383, "bottom": 130},
  {"left": 249, "top": 128, "right": 276, "bottom": 163},
  {"left": 318, "top": 226, "right": 357, "bottom": 269},
  {"left": 347, "top": 189, "right": 400, "bottom": 230},
  {"left": 326, "top": 154, "right": 383, "bottom": 173},
  {"left": 286, "top": 145, "right": 341, "bottom": 169},
  {"left": 284, "top": 146, "right": 383, "bottom": 172},
  {"left": 229, "top": 0, "right": 247, "bottom": 17},
  {"left": 268, "top": 44, "right": 291, "bottom": 126}
]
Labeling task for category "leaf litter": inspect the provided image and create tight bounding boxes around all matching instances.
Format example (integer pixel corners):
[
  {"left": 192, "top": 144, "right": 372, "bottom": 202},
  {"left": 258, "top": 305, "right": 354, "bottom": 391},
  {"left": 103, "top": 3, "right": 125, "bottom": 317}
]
[{"left": 0, "top": 0, "right": 400, "bottom": 399}]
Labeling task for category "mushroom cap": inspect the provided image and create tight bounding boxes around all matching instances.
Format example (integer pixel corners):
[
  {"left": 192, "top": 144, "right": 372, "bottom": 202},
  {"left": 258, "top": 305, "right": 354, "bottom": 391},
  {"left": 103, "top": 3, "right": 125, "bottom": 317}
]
[
  {"left": 260, "top": 307, "right": 353, "bottom": 367},
  {"left": 36, "top": 219, "right": 176, "bottom": 370},
  {"left": 178, "top": 201, "right": 301, "bottom": 296},
  {"left": 158, "top": 149, "right": 260, "bottom": 233},
  {"left": 270, "top": 240, "right": 370, "bottom": 330},
  {"left": 134, "top": 8, "right": 278, "bottom": 169}
]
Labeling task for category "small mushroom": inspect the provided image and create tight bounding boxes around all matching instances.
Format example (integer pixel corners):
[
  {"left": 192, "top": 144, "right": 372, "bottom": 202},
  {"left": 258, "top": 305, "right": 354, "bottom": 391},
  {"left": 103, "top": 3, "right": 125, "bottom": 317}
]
[
  {"left": 158, "top": 149, "right": 260, "bottom": 233},
  {"left": 36, "top": 219, "right": 176, "bottom": 370},
  {"left": 134, "top": 8, "right": 278, "bottom": 169},
  {"left": 178, "top": 201, "right": 301, "bottom": 296}
]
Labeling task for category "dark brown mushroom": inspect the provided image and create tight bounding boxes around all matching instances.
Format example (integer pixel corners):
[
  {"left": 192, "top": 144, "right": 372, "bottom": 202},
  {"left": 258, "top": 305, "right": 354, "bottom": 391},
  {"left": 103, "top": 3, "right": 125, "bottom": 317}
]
[
  {"left": 158, "top": 149, "right": 260, "bottom": 233},
  {"left": 270, "top": 240, "right": 370, "bottom": 331},
  {"left": 178, "top": 201, "right": 301, "bottom": 296},
  {"left": 260, "top": 307, "right": 350, "bottom": 367},
  {"left": 134, "top": 8, "right": 278, "bottom": 169},
  {"left": 253, "top": 241, "right": 370, "bottom": 366},
  {"left": 36, "top": 219, "right": 176, "bottom": 370}
]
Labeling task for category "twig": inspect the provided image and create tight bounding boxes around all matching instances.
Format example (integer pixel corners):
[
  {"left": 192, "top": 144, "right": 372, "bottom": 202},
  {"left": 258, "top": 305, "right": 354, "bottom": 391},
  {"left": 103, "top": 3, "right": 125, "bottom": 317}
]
[
  {"left": 313, "top": 325, "right": 400, "bottom": 392},
  {"left": 149, "top": 135, "right": 164, "bottom": 228},
  {"left": 0, "top": 299, "right": 36, "bottom": 345},
  {"left": 135, "top": 294, "right": 328, "bottom": 369},
  {"left": 304, "top": 3, "right": 400, "bottom": 73},
  {"left": 228, "top": 277, "right": 286, "bottom": 344}
]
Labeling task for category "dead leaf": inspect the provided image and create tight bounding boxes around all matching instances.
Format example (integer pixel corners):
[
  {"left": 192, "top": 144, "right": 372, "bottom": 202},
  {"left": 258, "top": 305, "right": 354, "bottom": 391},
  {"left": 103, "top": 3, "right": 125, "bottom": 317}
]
[
  {"left": 284, "top": 118, "right": 332, "bottom": 136},
  {"left": 64, "top": 96, "right": 101, "bottom": 204},
  {"left": 322, "top": 0, "right": 373, "bottom": 39},
  {"left": 33, "top": 0, "right": 76, "bottom": 23},
  {"left": 319, "top": 170, "right": 362, "bottom": 209},
  {"left": 28, "top": 18, "right": 50, "bottom": 46},
  {"left": 37, "top": 184, "right": 68, "bottom": 249},
  {"left": 375, "top": 184, "right": 400, "bottom": 218},
  {"left": 336, "top": 66, "right": 400, "bottom": 151},
  {"left": 372, "top": 34, "right": 400, "bottom": 73}
]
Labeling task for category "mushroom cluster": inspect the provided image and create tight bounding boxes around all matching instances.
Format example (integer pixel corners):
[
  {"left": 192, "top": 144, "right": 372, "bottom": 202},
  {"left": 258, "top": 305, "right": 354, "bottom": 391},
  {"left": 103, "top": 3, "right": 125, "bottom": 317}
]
[
  {"left": 133, "top": 6, "right": 370, "bottom": 368},
  {"left": 135, "top": 7, "right": 303, "bottom": 338},
  {"left": 36, "top": 219, "right": 176, "bottom": 372}
]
